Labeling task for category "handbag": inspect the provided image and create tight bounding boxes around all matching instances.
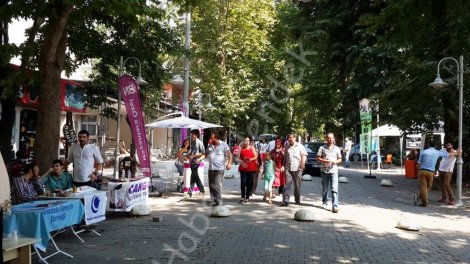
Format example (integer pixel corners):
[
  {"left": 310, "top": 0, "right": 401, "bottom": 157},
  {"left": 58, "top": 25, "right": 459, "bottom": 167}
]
[{"left": 175, "top": 159, "right": 183, "bottom": 167}]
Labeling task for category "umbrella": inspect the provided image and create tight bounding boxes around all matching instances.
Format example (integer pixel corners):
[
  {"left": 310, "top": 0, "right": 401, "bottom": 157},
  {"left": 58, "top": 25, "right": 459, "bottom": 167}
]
[{"left": 145, "top": 116, "right": 222, "bottom": 129}]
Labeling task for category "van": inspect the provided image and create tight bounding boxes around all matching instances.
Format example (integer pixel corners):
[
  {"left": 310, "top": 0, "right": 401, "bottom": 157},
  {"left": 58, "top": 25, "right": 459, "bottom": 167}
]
[{"left": 421, "top": 132, "right": 445, "bottom": 150}]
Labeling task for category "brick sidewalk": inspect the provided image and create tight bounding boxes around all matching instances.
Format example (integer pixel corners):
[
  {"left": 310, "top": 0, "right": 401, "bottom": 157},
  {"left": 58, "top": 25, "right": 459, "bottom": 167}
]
[{"left": 37, "top": 162, "right": 470, "bottom": 264}]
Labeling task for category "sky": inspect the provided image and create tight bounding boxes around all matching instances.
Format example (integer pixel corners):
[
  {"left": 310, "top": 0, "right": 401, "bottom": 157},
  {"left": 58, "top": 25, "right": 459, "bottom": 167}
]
[{"left": 8, "top": 19, "right": 90, "bottom": 80}]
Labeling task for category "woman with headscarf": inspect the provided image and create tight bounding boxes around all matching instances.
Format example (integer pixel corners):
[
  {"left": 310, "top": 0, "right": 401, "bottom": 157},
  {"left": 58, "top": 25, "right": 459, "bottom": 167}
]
[
  {"left": 238, "top": 137, "right": 258, "bottom": 203},
  {"left": 271, "top": 138, "right": 286, "bottom": 197}
]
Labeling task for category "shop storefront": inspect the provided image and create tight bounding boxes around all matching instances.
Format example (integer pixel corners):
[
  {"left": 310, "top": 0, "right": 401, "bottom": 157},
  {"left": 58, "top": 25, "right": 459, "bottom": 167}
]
[{"left": 11, "top": 79, "right": 94, "bottom": 162}]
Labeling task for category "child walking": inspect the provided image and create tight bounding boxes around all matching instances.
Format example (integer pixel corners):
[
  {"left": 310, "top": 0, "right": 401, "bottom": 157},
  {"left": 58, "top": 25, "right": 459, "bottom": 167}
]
[{"left": 263, "top": 152, "right": 275, "bottom": 204}]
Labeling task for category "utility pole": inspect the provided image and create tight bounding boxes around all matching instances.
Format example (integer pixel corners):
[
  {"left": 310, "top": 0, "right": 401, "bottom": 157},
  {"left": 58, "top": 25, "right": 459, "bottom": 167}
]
[{"left": 181, "top": 12, "right": 191, "bottom": 142}]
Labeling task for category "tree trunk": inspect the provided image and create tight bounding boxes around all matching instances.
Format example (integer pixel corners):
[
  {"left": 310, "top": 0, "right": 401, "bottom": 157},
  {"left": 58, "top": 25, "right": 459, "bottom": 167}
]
[
  {"left": 0, "top": 98, "right": 17, "bottom": 165},
  {"left": 34, "top": 4, "right": 73, "bottom": 174}
]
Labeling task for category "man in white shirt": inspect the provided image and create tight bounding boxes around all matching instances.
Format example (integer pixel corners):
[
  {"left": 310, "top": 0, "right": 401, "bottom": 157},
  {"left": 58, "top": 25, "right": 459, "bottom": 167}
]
[
  {"left": 281, "top": 133, "right": 307, "bottom": 206},
  {"left": 437, "top": 142, "right": 459, "bottom": 205},
  {"left": 65, "top": 130, "right": 103, "bottom": 189}
]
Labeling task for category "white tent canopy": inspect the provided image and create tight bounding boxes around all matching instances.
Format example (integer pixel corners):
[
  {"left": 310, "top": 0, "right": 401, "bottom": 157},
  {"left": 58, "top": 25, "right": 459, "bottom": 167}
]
[
  {"left": 145, "top": 116, "right": 221, "bottom": 129},
  {"left": 369, "top": 124, "right": 402, "bottom": 137}
]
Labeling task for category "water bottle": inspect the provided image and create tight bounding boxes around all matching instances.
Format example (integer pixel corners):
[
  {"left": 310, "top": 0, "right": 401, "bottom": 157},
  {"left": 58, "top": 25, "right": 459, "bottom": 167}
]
[{"left": 12, "top": 228, "right": 18, "bottom": 240}]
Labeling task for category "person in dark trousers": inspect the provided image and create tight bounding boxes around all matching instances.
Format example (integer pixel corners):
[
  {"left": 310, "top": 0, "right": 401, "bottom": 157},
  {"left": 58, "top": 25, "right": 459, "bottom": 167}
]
[
  {"left": 189, "top": 158, "right": 205, "bottom": 197},
  {"left": 238, "top": 137, "right": 258, "bottom": 203},
  {"left": 186, "top": 130, "right": 206, "bottom": 197},
  {"left": 205, "top": 132, "right": 232, "bottom": 207}
]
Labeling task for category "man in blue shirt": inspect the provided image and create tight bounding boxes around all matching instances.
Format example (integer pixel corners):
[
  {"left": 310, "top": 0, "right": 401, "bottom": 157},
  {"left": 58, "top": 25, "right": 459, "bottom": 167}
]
[{"left": 416, "top": 141, "right": 448, "bottom": 207}]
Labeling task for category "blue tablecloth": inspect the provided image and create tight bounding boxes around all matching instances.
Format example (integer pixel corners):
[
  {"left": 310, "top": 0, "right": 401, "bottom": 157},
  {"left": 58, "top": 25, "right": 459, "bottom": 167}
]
[{"left": 3, "top": 199, "right": 85, "bottom": 251}]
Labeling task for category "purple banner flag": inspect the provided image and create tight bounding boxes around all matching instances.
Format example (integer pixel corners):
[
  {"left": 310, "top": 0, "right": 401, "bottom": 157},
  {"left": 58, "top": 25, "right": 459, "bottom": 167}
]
[{"left": 118, "top": 75, "right": 151, "bottom": 177}]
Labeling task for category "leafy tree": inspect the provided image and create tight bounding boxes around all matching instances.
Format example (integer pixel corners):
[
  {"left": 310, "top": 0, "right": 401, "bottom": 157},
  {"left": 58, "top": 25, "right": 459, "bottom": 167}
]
[
  {"left": 189, "top": 0, "right": 276, "bottom": 138},
  {"left": 269, "top": 0, "right": 469, "bottom": 149},
  {"left": 0, "top": 0, "right": 189, "bottom": 172}
]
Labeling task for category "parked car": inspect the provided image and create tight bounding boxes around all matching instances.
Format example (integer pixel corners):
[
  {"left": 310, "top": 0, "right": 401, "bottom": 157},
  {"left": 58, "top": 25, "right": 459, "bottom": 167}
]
[
  {"left": 349, "top": 144, "right": 368, "bottom": 161},
  {"left": 303, "top": 142, "right": 324, "bottom": 176},
  {"left": 258, "top": 133, "right": 277, "bottom": 142}
]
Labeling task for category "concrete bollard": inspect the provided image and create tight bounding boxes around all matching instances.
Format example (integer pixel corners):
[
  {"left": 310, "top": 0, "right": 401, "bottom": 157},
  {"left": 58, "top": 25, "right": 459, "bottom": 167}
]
[{"left": 294, "top": 209, "right": 315, "bottom": 222}]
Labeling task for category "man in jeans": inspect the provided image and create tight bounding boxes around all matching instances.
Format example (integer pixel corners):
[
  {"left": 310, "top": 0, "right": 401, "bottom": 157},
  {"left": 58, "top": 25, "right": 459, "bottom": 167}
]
[
  {"left": 205, "top": 132, "right": 232, "bottom": 207},
  {"left": 281, "top": 133, "right": 307, "bottom": 206},
  {"left": 317, "top": 133, "right": 342, "bottom": 213}
]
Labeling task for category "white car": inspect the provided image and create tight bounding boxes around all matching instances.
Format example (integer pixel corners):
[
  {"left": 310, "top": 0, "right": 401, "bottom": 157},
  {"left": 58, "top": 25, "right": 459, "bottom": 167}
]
[{"left": 349, "top": 144, "right": 368, "bottom": 161}]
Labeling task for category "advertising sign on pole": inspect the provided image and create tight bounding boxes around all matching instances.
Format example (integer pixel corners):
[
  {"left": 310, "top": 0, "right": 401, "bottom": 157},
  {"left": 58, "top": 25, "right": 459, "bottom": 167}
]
[
  {"left": 118, "top": 75, "right": 152, "bottom": 177},
  {"left": 359, "top": 98, "right": 372, "bottom": 154}
]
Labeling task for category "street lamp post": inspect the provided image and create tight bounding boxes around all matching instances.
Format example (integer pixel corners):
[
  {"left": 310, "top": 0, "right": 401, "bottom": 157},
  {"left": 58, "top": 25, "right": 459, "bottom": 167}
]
[
  {"left": 197, "top": 93, "right": 213, "bottom": 121},
  {"left": 429, "top": 55, "right": 464, "bottom": 207},
  {"left": 113, "top": 56, "right": 148, "bottom": 179}
]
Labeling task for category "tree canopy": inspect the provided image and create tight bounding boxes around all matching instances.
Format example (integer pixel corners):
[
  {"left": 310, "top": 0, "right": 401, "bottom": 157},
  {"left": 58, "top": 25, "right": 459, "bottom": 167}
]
[
  {"left": 0, "top": 0, "right": 184, "bottom": 171},
  {"left": 1, "top": 0, "right": 469, "bottom": 171}
]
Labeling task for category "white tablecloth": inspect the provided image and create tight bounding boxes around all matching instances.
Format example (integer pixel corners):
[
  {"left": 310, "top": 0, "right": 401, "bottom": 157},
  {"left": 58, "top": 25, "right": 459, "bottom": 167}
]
[{"left": 106, "top": 177, "right": 149, "bottom": 212}]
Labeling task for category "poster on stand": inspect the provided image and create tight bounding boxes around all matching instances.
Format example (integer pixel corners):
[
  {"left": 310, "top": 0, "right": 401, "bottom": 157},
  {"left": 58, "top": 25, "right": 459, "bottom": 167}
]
[{"left": 83, "top": 191, "right": 107, "bottom": 225}]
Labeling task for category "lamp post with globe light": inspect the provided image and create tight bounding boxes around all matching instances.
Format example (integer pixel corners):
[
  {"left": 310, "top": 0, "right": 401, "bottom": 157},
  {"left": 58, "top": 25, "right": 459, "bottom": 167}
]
[
  {"left": 197, "top": 93, "right": 214, "bottom": 121},
  {"left": 429, "top": 55, "right": 464, "bottom": 207}
]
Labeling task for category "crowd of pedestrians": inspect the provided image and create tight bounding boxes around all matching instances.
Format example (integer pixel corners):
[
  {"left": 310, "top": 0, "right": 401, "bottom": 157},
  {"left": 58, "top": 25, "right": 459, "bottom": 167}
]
[
  {"left": 227, "top": 132, "right": 342, "bottom": 213},
  {"left": 190, "top": 133, "right": 460, "bottom": 213}
]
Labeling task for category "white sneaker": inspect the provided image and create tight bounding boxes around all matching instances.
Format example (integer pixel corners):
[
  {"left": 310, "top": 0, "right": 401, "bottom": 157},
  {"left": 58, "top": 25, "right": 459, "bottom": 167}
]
[{"left": 321, "top": 203, "right": 328, "bottom": 210}]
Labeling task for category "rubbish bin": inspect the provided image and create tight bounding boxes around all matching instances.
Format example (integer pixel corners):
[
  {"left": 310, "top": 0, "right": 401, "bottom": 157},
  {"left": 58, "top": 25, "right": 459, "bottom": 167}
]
[{"left": 405, "top": 160, "right": 418, "bottom": 179}]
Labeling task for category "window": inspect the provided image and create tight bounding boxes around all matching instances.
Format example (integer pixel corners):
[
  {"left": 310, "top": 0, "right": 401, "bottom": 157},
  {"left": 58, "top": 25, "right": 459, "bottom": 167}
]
[{"left": 81, "top": 116, "right": 97, "bottom": 136}]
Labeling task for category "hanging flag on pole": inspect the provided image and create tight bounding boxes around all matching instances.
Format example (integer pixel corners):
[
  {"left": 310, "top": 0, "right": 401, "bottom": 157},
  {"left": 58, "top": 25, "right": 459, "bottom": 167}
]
[{"left": 118, "top": 75, "right": 151, "bottom": 177}]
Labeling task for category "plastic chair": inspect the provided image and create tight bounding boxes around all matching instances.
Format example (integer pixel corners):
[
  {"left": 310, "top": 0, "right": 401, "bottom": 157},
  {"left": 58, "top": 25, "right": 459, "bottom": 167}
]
[
  {"left": 156, "top": 167, "right": 171, "bottom": 194},
  {"left": 156, "top": 165, "right": 180, "bottom": 195},
  {"left": 384, "top": 154, "right": 393, "bottom": 169}
]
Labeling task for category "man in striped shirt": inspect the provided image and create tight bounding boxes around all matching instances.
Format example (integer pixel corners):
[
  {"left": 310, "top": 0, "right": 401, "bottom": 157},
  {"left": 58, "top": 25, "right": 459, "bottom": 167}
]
[{"left": 12, "top": 163, "right": 39, "bottom": 203}]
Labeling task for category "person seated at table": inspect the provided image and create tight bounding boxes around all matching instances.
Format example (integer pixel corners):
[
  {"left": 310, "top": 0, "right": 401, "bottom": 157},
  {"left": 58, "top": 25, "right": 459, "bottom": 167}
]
[
  {"left": 31, "top": 163, "right": 46, "bottom": 195},
  {"left": 41, "top": 159, "right": 73, "bottom": 191},
  {"left": 11, "top": 163, "right": 39, "bottom": 203}
]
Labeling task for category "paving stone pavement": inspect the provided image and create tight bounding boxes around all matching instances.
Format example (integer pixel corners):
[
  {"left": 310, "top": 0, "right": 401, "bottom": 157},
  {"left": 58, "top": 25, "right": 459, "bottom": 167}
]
[{"left": 34, "top": 162, "right": 470, "bottom": 264}]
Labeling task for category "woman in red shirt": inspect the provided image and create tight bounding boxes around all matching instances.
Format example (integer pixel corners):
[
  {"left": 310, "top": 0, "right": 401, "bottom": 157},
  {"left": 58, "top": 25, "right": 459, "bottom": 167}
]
[
  {"left": 238, "top": 137, "right": 258, "bottom": 203},
  {"left": 271, "top": 138, "right": 285, "bottom": 197}
]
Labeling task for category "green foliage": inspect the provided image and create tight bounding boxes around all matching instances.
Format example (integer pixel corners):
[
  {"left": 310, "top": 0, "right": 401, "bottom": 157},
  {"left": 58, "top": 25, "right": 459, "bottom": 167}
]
[
  {"left": 66, "top": 1, "right": 179, "bottom": 120},
  {"left": 267, "top": 0, "right": 469, "bottom": 148},
  {"left": 189, "top": 0, "right": 276, "bottom": 136}
]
